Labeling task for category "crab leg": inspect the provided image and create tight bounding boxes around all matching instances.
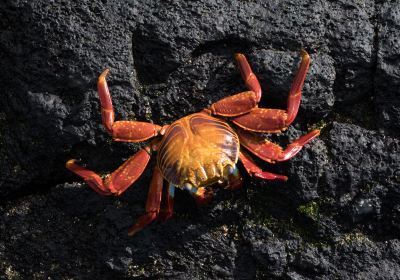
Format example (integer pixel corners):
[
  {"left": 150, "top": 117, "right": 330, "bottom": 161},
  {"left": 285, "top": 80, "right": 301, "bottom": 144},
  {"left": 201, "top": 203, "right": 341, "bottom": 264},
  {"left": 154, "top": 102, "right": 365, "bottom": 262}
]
[
  {"left": 286, "top": 50, "right": 310, "bottom": 126},
  {"left": 232, "top": 108, "right": 288, "bottom": 133},
  {"left": 232, "top": 50, "right": 310, "bottom": 132},
  {"left": 235, "top": 53, "right": 262, "bottom": 102},
  {"left": 208, "top": 53, "right": 263, "bottom": 117},
  {"left": 66, "top": 146, "right": 152, "bottom": 196},
  {"left": 239, "top": 151, "right": 288, "bottom": 181},
  {"left": 157, "top": 183, "right": 175, "bottom": 222},
  {"left": 238, "top": 129, "right": 320, "bottom": 163},
  {"left": 209, "top": 91, "right": 258, "bottom": 117},
  {"left": 98, "top": 69, "right": 162, "bottom": 142},
  {"left": 128, "top": 167, "right": 164, "bottom": 236}
]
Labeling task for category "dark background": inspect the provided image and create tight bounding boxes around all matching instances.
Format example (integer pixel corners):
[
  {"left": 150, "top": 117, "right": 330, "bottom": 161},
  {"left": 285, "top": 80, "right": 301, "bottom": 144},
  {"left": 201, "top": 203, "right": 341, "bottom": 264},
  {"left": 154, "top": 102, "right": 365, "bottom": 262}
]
[{"left": 0, "top": 0, "right": 399, "bottom": 279}]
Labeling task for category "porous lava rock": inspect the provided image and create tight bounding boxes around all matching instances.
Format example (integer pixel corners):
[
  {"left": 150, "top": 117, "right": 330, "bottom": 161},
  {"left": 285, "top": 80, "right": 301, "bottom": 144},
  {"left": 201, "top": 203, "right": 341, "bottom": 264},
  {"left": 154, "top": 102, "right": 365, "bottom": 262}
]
[{"left": 1, "top": 0, "right": 399, "bottom": 279}]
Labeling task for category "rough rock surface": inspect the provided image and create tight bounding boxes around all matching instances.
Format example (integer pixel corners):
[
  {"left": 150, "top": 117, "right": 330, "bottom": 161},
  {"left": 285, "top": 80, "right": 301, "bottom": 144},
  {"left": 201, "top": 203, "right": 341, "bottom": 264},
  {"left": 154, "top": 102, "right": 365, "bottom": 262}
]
[{"left": 1, "top": 0, "right": 399, "bottom": 279}]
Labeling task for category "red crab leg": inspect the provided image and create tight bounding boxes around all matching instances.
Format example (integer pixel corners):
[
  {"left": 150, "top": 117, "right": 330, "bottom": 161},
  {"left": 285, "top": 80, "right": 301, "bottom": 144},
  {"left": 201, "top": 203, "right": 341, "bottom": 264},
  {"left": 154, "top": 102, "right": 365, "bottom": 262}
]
[
  {"left": 232, "top": 50, "right": 310, "bottom": 132},
  {"left": 209, "top": 91, "right": 258, "bottom": 117},
  {"left": 235, "top": 53, "right": 262, "bottom": 102},
  {"left": 232, "top": 108, "right": 287, "bottom": 133},
  {"left": 238, "top": 129, "right": 320, "bottom": 163},
  {"left": 66, "top": 146, "right": 151, "bottom": 195},
  {"left": 208, "top": 52, "right": 263, "bottom": 117},
  {"left": 128, "top": 167, "right": 164, "bottom": 236},
  {"left": 98, "top": 69, "right": 162, "bottom": 142},
  {"left": 158, "top": 183, "right": 175, "bottom": 222},
  {"left": 239, "top": 151, "right": 288, "bottom": 181},
  {"left": 286, "top": 50, "right": 310, "bottom": 126},
  {"left": 111, "top": 121, "right": 162, "bottom": 142}
]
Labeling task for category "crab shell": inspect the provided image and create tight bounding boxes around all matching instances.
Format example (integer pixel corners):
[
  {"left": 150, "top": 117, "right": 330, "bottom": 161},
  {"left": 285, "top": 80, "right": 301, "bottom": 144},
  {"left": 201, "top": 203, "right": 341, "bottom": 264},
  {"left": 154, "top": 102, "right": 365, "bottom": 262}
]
[{"left": 157, "top": 112, "right": 239, "bottom": 189}]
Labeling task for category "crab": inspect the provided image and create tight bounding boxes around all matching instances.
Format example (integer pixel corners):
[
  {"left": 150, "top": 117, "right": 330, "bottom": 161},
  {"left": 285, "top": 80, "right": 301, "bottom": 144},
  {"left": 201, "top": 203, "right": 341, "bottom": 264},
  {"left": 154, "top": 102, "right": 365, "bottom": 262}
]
[{"left": 66, "top": 50, "right": 320, "bottom": 236}]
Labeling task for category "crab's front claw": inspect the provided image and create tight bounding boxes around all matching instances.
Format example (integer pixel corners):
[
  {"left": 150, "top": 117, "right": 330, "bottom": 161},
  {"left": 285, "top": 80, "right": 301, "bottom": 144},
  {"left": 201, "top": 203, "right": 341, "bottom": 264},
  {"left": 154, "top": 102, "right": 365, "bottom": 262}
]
[
  {"left": 184, "top": 183, "right": 213, "bottom": 205},
  {"left": 225, "top": 165, "right": 243, "bottom": 190},
  {"left": 194, "top": 187, "right": 214, "bottom": 205}
]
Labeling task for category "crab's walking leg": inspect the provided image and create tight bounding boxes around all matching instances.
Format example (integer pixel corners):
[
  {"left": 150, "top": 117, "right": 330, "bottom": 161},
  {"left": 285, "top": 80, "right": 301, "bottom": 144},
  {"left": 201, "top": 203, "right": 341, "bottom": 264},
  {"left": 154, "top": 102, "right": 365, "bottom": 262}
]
[
  {"left": 238, "top": 129, "right": 320, "bottom": 163},
  {"left": 158, "top": 183, "right": 175, "bottom": 222},
  {"left": 209, "top": 91, "right": 258, "bottom": 117},
  {"left": 98, "top": 69, "right": 162, "bottom": 142},
  {"left": 232, "top": 108, "right": 288, "bottom": 133},
  {"left": 66, "top": 146, "right": 151, "bottom": 196},
  {"left": 286, "top": 50, "right": 310, "bottom": 126},
  {"left": 128, "top": 167, "right": 164, "bottom": 236},
  {"left": 235, "top": 53, "right": 262, "bottom": 102},
  {"left": 239, "top": 152, "right": 288, "bottom": 181},
  {"left": 208, "top": 53, "right": 262, "bottom": 117},
  {"left": 232, "top": 50, "right": 310, "bottom": 132}
]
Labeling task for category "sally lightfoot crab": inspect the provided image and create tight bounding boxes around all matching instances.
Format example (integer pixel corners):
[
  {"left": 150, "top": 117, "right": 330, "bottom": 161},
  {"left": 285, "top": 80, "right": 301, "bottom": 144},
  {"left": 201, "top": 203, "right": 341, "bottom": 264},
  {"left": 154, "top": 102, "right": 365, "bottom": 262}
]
[{"left": 66, "top": 50, "right": 320, "bottom": 236}]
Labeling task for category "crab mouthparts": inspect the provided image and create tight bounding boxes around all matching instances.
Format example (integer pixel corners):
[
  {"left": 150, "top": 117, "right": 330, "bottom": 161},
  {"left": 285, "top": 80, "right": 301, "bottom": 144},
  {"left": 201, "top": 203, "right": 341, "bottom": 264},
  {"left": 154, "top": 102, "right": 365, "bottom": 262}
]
[{"left": 182, "top": 164, "right": 238, "bottom": 192}]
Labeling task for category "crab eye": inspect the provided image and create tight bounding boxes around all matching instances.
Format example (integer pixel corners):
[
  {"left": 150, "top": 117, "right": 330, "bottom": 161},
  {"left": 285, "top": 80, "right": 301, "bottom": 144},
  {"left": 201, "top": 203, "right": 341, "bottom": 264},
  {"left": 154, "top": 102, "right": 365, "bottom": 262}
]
[
  {"left": 223, "top": 165, "right": 233, "bottom": 177},
  {"left": 183, "top": 182, "right": 196, "bottom": 194},
  {"left": 224, "top": 164, "right": 238, "bottom": 177},
  {"left": 230, "top": 165, "right": 239, "bottom": 176}
]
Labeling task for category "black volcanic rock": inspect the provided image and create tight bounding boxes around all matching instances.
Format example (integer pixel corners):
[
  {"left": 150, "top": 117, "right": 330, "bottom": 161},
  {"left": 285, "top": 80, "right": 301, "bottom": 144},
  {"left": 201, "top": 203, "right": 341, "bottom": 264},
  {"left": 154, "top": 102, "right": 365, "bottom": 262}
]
[
  {"left": 1, "top": 0, "right": 400, "bottom": 279},
  {"left": 375, "top": 1, "right": 400, "bottom": 135}
]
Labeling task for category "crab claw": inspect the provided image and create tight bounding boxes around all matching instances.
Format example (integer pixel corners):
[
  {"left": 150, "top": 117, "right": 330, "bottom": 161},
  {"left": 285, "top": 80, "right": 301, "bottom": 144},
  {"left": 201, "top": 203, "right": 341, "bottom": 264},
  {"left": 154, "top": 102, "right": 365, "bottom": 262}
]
[
  {"left": 194, "top": 187, "right": 214, "bottom": 205},
  {"left": 184, "top": 183, "right": 213, "bottom": 205},
  {"left": 224, "top": 164, "right": 243, "bottom": 190}
]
